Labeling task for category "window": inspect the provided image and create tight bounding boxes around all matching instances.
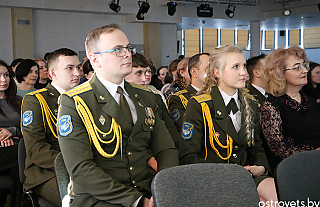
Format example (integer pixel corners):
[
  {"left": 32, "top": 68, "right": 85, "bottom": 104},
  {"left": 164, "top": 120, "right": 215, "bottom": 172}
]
[
  {"left": 237, "top": 30, "right": 248, "bottom": 50},
  {"left": 184, "top": 29, "right": 200, "bottom": 57},
  {"left": 221, "top": 29, "right": 234, "bottom": 46},
  {"left": 304, "top": 27, "right": 320, "bottom": 48},
  {"left": 289, "top": 29, "right": 300, "bottom": 47},
  {"left": 265, "top": 30, "right": 274, "bottom": 50},
  {"left": 203, "top": 28, "right": 217, "bottom": 53}
]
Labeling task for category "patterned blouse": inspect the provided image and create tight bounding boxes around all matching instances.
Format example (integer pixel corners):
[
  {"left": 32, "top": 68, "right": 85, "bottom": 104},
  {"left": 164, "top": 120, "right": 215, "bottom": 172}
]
[{"left": 260, "top": 93, "right": 315, "bottom": 160}]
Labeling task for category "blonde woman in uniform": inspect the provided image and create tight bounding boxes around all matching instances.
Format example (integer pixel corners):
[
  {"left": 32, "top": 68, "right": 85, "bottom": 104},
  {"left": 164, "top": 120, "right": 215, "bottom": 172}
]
[{"left": 179, "top": 45, "right": 277, "bottom": 202}]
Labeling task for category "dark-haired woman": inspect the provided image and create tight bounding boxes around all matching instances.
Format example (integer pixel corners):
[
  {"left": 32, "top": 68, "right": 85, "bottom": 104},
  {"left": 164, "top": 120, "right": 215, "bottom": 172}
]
[
  {"left": 15, "top": 59, "right": 39, "bottom": 97},
  {"left": 302, "top": 62, "right": 320, "bottom": 104},
  {"left": 0, "top": 60, "right": 23, "bottom": 207}
]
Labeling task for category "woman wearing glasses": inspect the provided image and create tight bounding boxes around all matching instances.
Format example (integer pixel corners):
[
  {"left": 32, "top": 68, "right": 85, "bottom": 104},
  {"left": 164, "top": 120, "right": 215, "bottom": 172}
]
[{"left": 260, "top": 47, "right": 320, "bottom": 167}]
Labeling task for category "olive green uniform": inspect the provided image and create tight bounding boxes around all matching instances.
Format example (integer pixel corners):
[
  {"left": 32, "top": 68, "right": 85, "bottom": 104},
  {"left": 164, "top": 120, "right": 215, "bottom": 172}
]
[
  {"left": 57, "top": 74, "right": 178, "bottom": 207},
  {"left": 246, "top": 84, "right": 266, "bottom": 106},
  {"left": 168, "top": 84, "right": 197, "bottom": 133},
  {"left": 22, "top": 83, "right": 60, "bottom": 205},
  {"left": 179, "top": 86, "right": 269, "bottom": 183}
]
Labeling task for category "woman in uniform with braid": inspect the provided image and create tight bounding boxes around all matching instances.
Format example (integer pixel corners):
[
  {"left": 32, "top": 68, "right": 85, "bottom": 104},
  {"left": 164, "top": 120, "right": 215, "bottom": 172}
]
[{"left": 179, "top": 45, "right": 277, "bottom": 202}]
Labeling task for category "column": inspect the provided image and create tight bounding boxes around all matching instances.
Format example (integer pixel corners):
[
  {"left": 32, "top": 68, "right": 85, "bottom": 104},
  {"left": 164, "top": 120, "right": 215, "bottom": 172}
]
[{"left": 250, "top": 21, "right": 260, "bottom": 57}]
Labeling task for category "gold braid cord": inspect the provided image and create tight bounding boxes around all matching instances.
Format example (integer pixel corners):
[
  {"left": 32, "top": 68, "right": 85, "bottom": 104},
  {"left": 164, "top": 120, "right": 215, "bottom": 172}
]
[
  {"left": 34, "top": 94, "right": 58, "bottom": 138},
  {"left": 73, "top": 96, "right": 122, "bottom": 159},
  {"left": 200, "top": 102, "right": 233, "bottom": 160},
  {"left": 179, "top": 95, "right": 188, "bottom": 109}
]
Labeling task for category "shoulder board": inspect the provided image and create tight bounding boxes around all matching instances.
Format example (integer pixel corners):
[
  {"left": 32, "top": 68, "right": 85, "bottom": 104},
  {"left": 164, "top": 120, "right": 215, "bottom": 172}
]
[
  {"left": 244, "top": 88, "right": 250, "bottom": 93},
  {"left": 25, "top": 88, "right": 48, "bottom": 96},
  {"left": 129, "top": 83, "right": 152, "bottom": 93},
  {"left": 172, "top": 89, "right": 188, "bottom": 96},
  {"left": 64, "top": 82, "right": 92, "bottom": 97},
  {"left": 193, "top": 93, "right": 212, "bottom": 103},
  {"left": 245, "top": 92, "right": 258, "bottom": 103}
]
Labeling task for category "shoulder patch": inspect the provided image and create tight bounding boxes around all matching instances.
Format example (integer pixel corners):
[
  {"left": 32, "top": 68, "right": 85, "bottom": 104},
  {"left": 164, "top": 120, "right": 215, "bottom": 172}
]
[
  {"left": 22, "top": 110, "right": 33, "bottom": 126},
  {"left": 58, "top": 115, "right": 73, "bottom": 136},
  {"left": 129, "top": 83, "right": 152, "bottom": 93},
  {"left": 172, "top": 89, "right": 188, "bottom": 96},
  {"left": 193, "top": 93, "right": 212, "bottom": 103},
  {"left": 182, "top": 121, "right": 194, "bottom": 140},
  {"left": 25, "top": 88, "right": 48, "bottom": 96},
  {"left": 171, "top": 108, "right": 180, "bottom": 122},
  {"left": 64, "top": 83, "right": 92, "bottom": 97}
]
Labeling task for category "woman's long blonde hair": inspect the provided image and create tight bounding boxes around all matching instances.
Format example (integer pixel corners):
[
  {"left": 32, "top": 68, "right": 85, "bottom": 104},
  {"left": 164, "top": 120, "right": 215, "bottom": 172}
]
[{"left": 199, "top": 44, "right": 254, "bottom": 143}]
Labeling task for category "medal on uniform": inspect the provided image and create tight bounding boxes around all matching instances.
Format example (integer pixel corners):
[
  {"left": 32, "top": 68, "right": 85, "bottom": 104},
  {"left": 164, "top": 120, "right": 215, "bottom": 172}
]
[
  {"left": 248, "top": 129, "right": 255, "bottom": 147},
  {"left": 145, "top": 107, "right": 155, "bottom": 126},
  {"left": 99, "top": 115, "right": 106, "bottom": 125}
]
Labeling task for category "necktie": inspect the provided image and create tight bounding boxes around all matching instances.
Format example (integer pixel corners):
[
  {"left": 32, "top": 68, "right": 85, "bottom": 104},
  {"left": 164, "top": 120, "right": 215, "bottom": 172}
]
[
  {"left": 227, "top": 98, "right": 239, "bottom": 114},
  {"left": 117, "top": 86, "right": 133, "bottom": 125}
]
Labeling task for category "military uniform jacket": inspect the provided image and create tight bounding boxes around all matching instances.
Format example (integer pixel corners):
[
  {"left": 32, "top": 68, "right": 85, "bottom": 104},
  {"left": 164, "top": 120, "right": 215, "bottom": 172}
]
[
  {"left": 179, "top": 86, "right": 269, "bottom": 169},
  {"left": 247, "top": 84, "right": 266, "bottom": 106},
  {"left": 168, "top": 84, "right": 197, "bottom": 133},
  {"left": 22, "top": 83, "right": 60, "bottom": 190},
  {"left": 57, "top": 74, "right": 178, "bottom": 207}
]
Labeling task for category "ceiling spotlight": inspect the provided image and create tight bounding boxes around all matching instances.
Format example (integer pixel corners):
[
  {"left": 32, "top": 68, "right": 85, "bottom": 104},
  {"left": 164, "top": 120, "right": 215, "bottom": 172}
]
[
  {"left": 136, "top": 0, "right": 150, "bottom": 20},
  {"left": 282, "top": 4, "right": 291, "bottom": 16},
  {"left": 109, "top": 0, "right": 121, "bottom": 13},
  {"left": 197, "top": 3, "right": 213, "bottom": 17},
  {"left": 225, "top": 5, "right": 236, "bottom": 18},
  {"left": 167, "top": 1, "right": 177, "bottom": 16}
]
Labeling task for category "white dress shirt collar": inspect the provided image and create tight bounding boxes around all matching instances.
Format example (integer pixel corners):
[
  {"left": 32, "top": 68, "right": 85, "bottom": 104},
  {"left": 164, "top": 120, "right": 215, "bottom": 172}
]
[
  {"left": 251, "top": 84, "right": 267, "bottom": 97},
  {"left": 51, "top": 82, "right": 66, "bottom": 94}
]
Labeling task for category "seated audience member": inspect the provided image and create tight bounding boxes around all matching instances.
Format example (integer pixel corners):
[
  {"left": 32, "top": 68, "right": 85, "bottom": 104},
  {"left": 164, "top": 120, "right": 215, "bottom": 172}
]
[
  {"left": 168, "top": 53, "right": 209, "bottom": 134},
  {"left": 34, "top": 58, "right": 49, "bottom": 89},
  {"left": 0, "top": 60, "right": 23, "bottom": 207},
  {"left": 82, "top": 59, "right": 94, "bottom": 82},
  {"left": 79, "top": 57, "right": 88, "bottom": 84},
  {"left": 125, "top": 52, "right": 180, "bottom": 148},
  {"left": 57, "top": 24, "right": 178, "bottom": 207},
  {"left": 10, "top": 58, "right": 24, "bottom": 88},
  {"left": 155, "top": 66, "right": 168, "bottom": 90},
  {"left": 15, "top": 59, "right": 39, "bottom": 97},
  {"left": 302, "top": 62, "right": 320, "bottom": 104},
  {"left": 179, "top": 45, "right": 277, "bottom": 202},
  {"left": 260, "top": 47, "right": 320, "bottom": 167},
  {"left": 246, "top": 54, "right": 267, "bottom": 105},
  {"left": 161, "top": 72, "right": 173, "bottom": 95},
  {"left": 22, "top": 48, "right": 81, "bottom": 206},
  {"left": 163, "top": 58, "right": 191, "bottom": 100},
  {"left": 161, "top": 59, "right": 181, "bottom": 98}
]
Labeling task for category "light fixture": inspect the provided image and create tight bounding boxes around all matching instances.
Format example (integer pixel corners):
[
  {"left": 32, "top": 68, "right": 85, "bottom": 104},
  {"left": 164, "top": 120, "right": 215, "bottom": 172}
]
[
  {"left": 167, "top": 1, "right": 177, "bottom": 16},
  {"left": 109, "top": 0, "right": 121, "bottom": 13},
  {"left": 225, "top": 5, "right": 236, "bottom": 18},
  {"left": 282, "top": 4, "right": 291, "bottom": 16},
  {"left": 197, "top": 3, "right": 213, "bottom": 17},
  {"left": 136, "top": 0, "right": 150, "bottom": 20}
]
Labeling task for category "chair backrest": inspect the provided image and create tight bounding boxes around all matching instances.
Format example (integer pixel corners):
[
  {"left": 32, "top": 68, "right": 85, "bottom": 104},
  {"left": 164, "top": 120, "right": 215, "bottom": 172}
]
[
  {"left": 18, "top": 138, "right": 26, "bottom": 184},
  {"left": 54, "top": 153, "right": 69, "bottom": 203},
  {"left": 151, "top": 163, "right": 260, "bottom": 207},
  {"left": 276, "top": 150, "right": 320, "bottom": 201}
]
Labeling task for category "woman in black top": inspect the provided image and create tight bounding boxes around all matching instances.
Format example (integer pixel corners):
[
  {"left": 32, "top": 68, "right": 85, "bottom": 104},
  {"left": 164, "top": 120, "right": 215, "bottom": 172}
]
[
  {"left": 260, "top": 47, "right": 320, "bottom": 169},
  {"left": 0, "top": 60, "right": 23, "bottom": 207},
  {"left": 302, "top": 62, "right": 320, "bottom": 103}
]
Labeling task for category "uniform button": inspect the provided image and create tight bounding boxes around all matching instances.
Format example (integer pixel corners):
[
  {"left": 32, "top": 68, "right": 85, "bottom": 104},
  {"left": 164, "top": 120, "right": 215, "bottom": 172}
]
[
  {"left": 234, "top": 145, "right": 239, "bottom": 150},
  {"left": 232, "top": 153, "right": 237, "bottom": 158},
  {"left": 128, "top": 138, "right": 133, "bottom": 142},
  {"left": 150, "top": 126, "right": 153, "bottom": 130},
  {"left": 132, "top": 180, "right": 136, "bottom": 184},
  {"left": 129, "top": 166, "right": 134, "bottom": 171},
  {"left": 128, "top": 151, "right": 132, "bottom": 156}
]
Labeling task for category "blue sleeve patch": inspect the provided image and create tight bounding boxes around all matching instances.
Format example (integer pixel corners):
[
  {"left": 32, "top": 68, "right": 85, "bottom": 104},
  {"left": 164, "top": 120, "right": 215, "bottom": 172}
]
[
  {"left": 182, "top": 121, "right": 194, "bottom": 140},
  {"left": 23, "top": 110, "right": 33, "bottom": 126},
  {"left": 171, "top": 109, "right": 180, "bottom": 122},
  {"left": 59, "top": 115, "right": 73, "bottom": 137}
]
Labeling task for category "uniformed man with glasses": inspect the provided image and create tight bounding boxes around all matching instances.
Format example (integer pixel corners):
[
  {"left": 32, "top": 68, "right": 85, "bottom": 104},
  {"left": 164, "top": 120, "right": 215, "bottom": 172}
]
[{"left": 57, "top": 24, "right": 178, "bottom": 207}]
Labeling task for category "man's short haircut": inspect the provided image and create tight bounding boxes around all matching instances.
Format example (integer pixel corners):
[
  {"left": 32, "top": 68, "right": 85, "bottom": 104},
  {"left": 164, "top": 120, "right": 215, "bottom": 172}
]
[
  {"left": 246, "top": 54, "right": 266, "bottom": 81},
  {"left": 188, "top": 53, "right": 209, "bottom": 78},
  {"left": 132, "top": 53, "right": 149, "bottom": 68},
  {"left": 46, "top": 48, "right": 78, "bottom": 70},
  {"left": 85, "top": 24, "right": 120, "bottom": 56}
]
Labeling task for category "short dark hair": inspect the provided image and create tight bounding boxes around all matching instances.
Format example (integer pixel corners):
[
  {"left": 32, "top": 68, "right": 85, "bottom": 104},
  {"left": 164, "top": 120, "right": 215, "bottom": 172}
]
[
  {"left": 157, "top": 66, "right": 168, "bottom": 76},
  {"left": 47, "top": 48, "right": 78, "bottom": 69},
  {"left": 132, "top": 53, "right": 149, "bottom": 68},
  {"left": 188, "top": 53, "right": 209, "bottom": 78},
  {"left": 0, "top": 60, "right": 20, "bottom": 115},
  {"left": 246, "top": 54, "right": 266, "bottom": 81},
  {"left": 82, "top": 59, "right": 94, "bottom": 75},
  {"left": 307, "top": 61, "right": 320, "bottom": 86},
  {"left": 10, "top": 58, "right": 24, "bottom": 68},
  {"left": 15, "top": 59, "right": 39, "bottom": 83}
]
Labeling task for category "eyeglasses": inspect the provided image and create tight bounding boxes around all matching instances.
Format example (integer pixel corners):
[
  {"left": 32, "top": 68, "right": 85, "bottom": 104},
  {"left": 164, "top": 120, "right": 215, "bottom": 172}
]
[
  {"left": 94, "top": 45, "right": 136, "bottom": 57},
  {"left": 285, "top": 63, "right": 309, "bottom": 72}
]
